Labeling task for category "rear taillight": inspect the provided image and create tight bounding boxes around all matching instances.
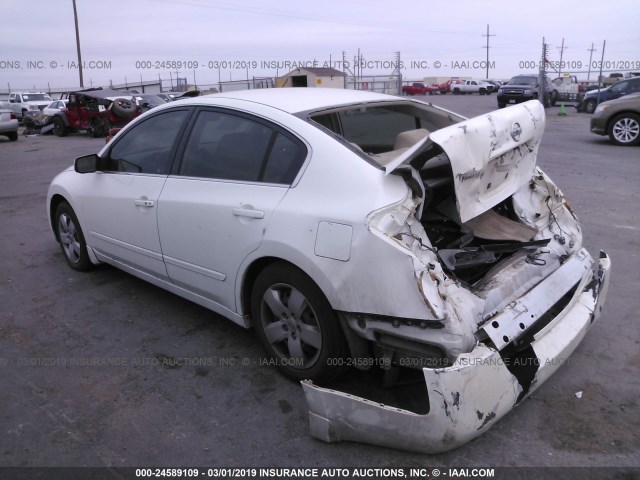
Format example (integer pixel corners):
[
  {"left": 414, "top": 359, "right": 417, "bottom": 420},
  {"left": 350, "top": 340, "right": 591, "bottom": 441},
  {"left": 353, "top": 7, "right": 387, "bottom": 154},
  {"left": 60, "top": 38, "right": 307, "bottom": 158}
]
[{"left": 10, "top": 113, "right": 17, "bottom": 120}]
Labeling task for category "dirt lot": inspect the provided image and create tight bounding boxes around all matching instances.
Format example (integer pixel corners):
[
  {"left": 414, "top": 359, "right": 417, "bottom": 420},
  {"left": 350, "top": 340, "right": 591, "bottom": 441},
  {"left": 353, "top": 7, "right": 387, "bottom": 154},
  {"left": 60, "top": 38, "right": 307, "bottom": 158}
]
[{"left": 0, "top": 95, "right": 638, "bottom": 474}]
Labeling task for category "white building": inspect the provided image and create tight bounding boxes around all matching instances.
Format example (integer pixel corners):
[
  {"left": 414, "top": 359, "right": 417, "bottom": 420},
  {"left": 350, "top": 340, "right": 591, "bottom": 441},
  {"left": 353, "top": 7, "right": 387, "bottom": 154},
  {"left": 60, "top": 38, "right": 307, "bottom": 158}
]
[{"left": 277, "top": 67, "right": 346, "bottom": 89}]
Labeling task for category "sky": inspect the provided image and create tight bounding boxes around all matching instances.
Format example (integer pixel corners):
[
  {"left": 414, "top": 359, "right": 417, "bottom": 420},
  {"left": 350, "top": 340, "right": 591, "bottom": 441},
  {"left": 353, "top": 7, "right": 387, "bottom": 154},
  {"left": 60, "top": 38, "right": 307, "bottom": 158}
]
[{"left": 1, "top": 0, "right": 638, "bottom": 91}]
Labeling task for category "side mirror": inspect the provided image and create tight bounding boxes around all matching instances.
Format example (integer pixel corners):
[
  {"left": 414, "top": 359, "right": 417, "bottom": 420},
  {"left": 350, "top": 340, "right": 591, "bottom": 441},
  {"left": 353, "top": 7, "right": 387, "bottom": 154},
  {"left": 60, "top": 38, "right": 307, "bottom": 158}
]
[{"left": 75, "top": 153, "right": 100, "bottom": 173}]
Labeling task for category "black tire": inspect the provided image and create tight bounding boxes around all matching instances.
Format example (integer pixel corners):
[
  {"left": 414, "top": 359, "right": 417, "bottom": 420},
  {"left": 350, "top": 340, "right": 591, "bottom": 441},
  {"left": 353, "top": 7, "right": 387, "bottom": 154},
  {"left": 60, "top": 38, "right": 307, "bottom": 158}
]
[
  {"left": 88, "top": 116, "right": 110, "bottom": 138},
  {"left": 251, "top": 263, "right": 348, "bottom": 382},
  {"left": 608, "top": 113, "right": 640, "bottom": 146},
  {"left": 53, "top": 117, "right": 67, "bottom": 137},
  {"left": 479, "top": 88, "right": 486, "bottom": 95},
  {"left": 453, "top": 88, "right": 460, "bottom": 95},
  {"left": 498, "top": 102, "right": 506, "bottom": 109},
  {"left": 584, "top": 99, "right": 597, "bottom": 114},
  {"left": 550, "top": 90, "right": 558, "bottom": 106},
  {"left": 54, "top": 202, "right": 93, "bottom": 271},
  {"left": 111, "top": 98, "right": 136, "bottom": 118},
  {"left": 8, "top": 131, "right": 18, "bottom": 141}
]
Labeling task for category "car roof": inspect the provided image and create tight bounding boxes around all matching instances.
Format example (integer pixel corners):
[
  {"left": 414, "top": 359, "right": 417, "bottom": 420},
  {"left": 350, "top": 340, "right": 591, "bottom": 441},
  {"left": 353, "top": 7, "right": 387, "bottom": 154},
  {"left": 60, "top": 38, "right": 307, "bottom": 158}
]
[
  {"left": 71, "top": 88, "right": 135, "bottom": 99},
  {"left": 181, "top": 88, "right": 401, "bottom": 114}
]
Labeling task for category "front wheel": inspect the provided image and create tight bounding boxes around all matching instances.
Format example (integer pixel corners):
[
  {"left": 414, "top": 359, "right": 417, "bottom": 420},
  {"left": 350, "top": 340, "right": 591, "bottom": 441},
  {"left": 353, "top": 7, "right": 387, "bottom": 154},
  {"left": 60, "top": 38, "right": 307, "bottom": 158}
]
[
  {"left": 608, "top": 113, "right": 640, "bottom": 146},
  {"left": 251, "top": 263, "right": 348, "bottom": 382},
  {"left": 55, "top": 202, "right": 93, "bottom": 271},
  {"left": 53, "top": 117, "right": 67, "bottom": 137},
  {"left": 584, "top": 99, "right": 597, "bottom": 114}
]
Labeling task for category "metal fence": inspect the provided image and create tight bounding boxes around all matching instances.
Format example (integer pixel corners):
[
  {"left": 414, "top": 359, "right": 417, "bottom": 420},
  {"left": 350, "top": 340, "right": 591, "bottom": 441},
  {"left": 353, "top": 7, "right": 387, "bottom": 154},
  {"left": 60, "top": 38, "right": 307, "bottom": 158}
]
[
  {"left": 217, "top": 77, "right": 275, "bottom": 92},
  {"left": 345, "top": 74, "right": 402, "bottom": 95}
]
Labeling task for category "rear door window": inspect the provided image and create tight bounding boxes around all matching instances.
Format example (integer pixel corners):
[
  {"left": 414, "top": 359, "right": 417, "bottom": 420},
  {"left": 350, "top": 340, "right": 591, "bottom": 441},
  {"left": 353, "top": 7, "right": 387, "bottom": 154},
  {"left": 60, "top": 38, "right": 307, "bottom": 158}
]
[{"left": 178, "top": 109, "right": 307, "bottom": 184}]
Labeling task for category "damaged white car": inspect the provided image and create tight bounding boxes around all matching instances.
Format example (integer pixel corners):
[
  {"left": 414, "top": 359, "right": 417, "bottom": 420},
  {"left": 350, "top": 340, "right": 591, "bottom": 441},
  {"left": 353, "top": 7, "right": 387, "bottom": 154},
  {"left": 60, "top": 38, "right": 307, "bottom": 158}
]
[{"left": 47, "top": 89, "right": 610, "bottom": 453}]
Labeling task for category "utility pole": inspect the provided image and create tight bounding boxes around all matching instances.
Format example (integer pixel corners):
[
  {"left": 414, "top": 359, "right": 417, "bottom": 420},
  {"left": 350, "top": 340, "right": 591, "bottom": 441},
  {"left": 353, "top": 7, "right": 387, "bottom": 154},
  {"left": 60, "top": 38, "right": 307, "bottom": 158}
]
[
  {"left": 557, "top": 38, "right": 567, "bottom": 76},
  {"left": 392, "top": 51, "right": 402, "bottom": 95},
  {"left": 587, "top": 43, "right": 597, "bottom": 81},
  {"left": 72, "top": 0, "right": 84, "bottom": 88},
  {"left": 596, "top": 40, "right": 606, "bottom": 106},
  {"left": 343, "top": 51, "right": 355, "bottom": 89},
  {"left": 482, "top": 24, "right": 495, "bottom": 79},
  {"left": 539, "top": 37, "right": 549, "bottom": 107}
]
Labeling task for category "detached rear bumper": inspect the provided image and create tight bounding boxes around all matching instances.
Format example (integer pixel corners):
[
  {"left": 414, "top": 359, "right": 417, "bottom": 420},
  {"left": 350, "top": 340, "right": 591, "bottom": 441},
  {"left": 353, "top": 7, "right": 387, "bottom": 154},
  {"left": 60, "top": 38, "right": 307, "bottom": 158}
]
[{"left": 302, "top": 251, "right": 611, "bottom": 454}]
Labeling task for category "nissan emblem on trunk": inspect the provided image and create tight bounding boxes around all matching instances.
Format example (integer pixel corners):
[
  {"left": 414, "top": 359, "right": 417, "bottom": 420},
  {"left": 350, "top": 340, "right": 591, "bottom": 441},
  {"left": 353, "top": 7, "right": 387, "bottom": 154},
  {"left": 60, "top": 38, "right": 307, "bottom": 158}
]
[{"left": 511, "top": 122, "right": 522, "bottom": 141}]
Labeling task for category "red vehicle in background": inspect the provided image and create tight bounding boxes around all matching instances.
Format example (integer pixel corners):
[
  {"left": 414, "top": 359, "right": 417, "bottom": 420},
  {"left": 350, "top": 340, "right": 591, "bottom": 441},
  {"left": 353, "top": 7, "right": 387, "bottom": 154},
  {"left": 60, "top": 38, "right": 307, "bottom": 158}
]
[
  {"left": 438, "top": 79, "right": 458, "bottom": 94},
  {"left": 402, "top": 82, "right": 438, "bottom": 95},
  {"left": 52, "top": 88, "right": 142, "bottom": 138}
]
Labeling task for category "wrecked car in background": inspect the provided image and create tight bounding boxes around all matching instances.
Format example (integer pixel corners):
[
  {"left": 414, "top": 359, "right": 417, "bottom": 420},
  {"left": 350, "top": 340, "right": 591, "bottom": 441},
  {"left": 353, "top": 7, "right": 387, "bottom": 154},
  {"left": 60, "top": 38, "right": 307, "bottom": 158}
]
[
  {"left": 52, "top": 88, "right": 142, "bottom": 138},
  {"left": 47, "top": 89, "right": 610, "bottom": 453}
]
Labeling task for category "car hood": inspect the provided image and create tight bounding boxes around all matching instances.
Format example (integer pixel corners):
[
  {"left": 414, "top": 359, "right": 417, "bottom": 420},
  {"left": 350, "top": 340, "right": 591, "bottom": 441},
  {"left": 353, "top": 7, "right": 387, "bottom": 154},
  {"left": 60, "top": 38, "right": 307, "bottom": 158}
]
[
  {"left": 585, "top": 86, "right": 610, "bottom": 97},
  {"left": 386, "top": 100, "right": 545, "bottom": 223}
]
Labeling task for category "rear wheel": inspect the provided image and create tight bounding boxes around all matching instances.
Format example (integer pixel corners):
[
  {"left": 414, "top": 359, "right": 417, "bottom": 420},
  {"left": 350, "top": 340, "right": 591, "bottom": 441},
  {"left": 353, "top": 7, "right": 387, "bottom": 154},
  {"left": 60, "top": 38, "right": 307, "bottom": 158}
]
[
  {"left": 55, "top": 202, "right": 92, "bottom": 271},
  {"left": 251, "top": 263, "right": 348, "bottom": 382},
  {"left": 8, "top": 132, "right": 18, "bottom": 141},
  {"left": 608, "top": 113, "right": 640, "bottom": 146}
]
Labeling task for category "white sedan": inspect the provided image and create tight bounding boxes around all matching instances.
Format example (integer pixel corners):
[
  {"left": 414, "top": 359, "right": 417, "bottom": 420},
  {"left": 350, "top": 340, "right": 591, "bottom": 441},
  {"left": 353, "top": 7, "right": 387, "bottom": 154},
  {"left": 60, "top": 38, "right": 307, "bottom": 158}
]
[
  {"left": 42, "top": 99, "right": 68, "bottom": 117},
  {"left": 47, "top": 88, "right": 610, "bottom": 453}
]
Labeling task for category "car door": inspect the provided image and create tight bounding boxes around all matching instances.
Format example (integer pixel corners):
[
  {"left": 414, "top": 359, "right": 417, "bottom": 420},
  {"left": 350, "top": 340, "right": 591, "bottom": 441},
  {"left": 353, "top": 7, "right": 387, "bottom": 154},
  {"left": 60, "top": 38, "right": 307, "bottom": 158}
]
[
  {"left": 78, "top": 108, "right": 192, "bottom": 279},
  {"left": 157, "top": 108, "right": 307, "bottom": 311}
]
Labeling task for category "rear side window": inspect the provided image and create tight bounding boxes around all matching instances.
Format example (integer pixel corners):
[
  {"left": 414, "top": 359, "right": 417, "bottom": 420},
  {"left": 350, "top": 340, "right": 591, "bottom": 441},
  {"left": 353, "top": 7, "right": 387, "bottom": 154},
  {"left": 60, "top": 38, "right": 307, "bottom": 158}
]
[
  {"left": 107, "top": 110, "right": 189, "bottom": 174},
  {"left": 262, "top": 133, "right": 307, "bottom": 184},
  {"left": 178, "top": 109, "right": 307, "bottom": 184}
]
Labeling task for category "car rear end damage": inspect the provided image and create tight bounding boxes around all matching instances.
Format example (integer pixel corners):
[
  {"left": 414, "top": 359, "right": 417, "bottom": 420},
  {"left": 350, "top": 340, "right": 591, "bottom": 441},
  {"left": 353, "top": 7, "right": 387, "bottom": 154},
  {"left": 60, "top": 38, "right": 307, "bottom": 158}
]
[
  {"left": 303, "top": 100, "right": 611, "bottom": 453},
  {"left": 304, "top": 249, "right": 610, "bottom": 453}
]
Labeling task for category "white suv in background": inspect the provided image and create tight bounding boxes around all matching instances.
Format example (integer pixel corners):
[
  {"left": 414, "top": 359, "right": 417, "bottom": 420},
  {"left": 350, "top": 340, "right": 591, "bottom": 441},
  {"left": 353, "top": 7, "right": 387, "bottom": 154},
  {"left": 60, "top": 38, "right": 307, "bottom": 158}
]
[{"left": 7, "top": 92, "right": 53, "bottom": 120}]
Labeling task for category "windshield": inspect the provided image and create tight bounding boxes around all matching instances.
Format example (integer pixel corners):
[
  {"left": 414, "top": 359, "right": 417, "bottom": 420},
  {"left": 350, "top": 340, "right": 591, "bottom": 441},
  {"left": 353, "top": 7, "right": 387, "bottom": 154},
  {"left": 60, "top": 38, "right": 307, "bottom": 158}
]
[
  {"left": 507, "top": 76, "right": 537, "bottom": 86},
  {"left": 139, "top": 95, "right": 166, "bottom": 104},
  {"left": 22, "top": 93, "right": 52, "bottom": 101}
]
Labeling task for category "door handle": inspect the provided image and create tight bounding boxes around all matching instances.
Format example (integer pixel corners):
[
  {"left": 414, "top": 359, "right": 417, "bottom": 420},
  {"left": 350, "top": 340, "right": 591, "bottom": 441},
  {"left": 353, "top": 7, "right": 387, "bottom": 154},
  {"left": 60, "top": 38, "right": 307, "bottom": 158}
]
[
  {"left": 135, "top": 199, "right": 155, "bottom": 207},
  {"left": 232, "top": 208, "right": 264, "bottom": 219}
]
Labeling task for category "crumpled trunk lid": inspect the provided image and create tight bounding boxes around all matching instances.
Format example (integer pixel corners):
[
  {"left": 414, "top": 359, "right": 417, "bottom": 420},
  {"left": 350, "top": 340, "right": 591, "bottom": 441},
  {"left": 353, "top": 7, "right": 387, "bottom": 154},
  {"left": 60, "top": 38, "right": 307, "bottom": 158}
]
[
  {"left": 429, "top": 100, "right": 545, "bottom": 223},
  {"left": 386, "top": 100, "right": 545, "bottom": 224}
]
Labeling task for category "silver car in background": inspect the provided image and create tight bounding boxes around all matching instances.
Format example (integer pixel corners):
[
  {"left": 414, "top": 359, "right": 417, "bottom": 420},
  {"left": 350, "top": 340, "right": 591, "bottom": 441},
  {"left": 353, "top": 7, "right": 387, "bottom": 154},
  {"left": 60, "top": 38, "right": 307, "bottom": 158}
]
[{"left": 0, "top": 101, "right": 19, "bottom": 141}]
